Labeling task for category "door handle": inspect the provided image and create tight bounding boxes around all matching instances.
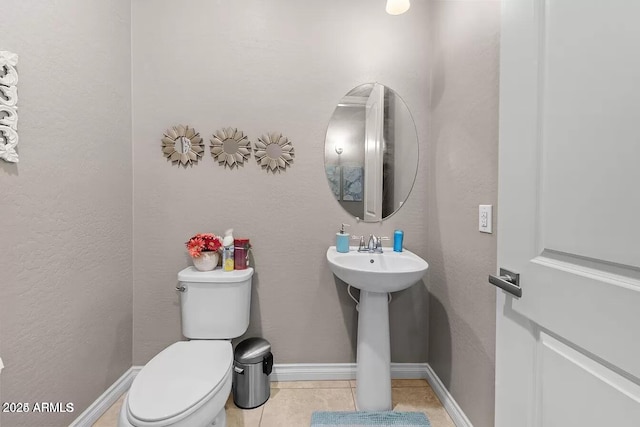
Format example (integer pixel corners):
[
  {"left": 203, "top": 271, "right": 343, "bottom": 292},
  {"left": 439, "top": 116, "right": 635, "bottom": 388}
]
[{"left": 488, "top": 268, "right": 522, "bottom": 298}]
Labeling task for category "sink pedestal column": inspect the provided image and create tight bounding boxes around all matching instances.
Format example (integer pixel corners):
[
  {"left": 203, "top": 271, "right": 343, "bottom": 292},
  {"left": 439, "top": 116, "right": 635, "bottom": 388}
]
[{"left": 355, "top": 290, "right": 391, "bottom": 411}]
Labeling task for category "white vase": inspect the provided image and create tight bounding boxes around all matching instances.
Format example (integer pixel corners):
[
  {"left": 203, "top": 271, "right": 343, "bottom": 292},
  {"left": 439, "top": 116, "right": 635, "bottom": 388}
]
[{"left": 192, "top": 251, "right": 219, "bottom": 271}]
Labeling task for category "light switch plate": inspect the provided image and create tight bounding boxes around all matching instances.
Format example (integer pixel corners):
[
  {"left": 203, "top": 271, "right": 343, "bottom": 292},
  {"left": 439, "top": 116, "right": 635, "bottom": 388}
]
[{"left": 479, "top": 205, "right": 492, "bottom": 233}]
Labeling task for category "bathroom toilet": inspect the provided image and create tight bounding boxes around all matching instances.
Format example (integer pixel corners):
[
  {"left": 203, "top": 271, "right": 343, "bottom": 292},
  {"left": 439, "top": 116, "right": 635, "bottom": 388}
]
[{"left": 119, "top": 267, "right": 253, "bottom": 427}]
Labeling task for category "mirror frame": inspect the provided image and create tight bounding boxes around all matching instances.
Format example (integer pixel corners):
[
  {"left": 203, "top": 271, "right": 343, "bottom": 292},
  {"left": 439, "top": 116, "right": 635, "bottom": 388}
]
[
  {"left": 254, "top": 132, "right": 295, "bottom": 173},
  {"left": 162, "top": 124, "right": 205, "bottom": 166},
  {"left": 210, "top": 127, "right": 251, "bottom": 168}
]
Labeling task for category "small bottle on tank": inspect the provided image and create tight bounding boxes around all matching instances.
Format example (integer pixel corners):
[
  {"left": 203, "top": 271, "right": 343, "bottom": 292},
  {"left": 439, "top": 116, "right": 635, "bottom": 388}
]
[{"left": 222, "top": 229, "right": 234, "bottom": 271}]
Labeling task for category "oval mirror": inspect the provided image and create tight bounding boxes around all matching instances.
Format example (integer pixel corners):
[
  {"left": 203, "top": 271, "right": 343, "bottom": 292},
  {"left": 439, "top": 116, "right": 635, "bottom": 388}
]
[{"left": 324, "top": 83, "right": 419, "bottom": 222}]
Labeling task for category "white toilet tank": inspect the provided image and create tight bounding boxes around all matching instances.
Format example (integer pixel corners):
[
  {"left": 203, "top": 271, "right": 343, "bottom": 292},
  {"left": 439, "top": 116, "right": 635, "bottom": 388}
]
[{"left": 177, "top": 266, "right": 253, "bottom": 339}]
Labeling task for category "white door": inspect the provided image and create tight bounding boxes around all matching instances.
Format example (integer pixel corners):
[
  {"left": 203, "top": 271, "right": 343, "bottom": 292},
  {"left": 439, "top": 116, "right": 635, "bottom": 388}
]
[
  {"left": 364, "top": 83, "right": 384, "bottom": 222},
  {"left": 495, "top": 1, "right": 640, "bottom": 426}
]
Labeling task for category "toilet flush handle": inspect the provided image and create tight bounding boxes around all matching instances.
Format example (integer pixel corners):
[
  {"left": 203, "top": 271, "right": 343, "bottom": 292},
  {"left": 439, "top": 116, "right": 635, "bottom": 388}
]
[{"left": 175, "top": 285, "right": 186, "bottom": 292}]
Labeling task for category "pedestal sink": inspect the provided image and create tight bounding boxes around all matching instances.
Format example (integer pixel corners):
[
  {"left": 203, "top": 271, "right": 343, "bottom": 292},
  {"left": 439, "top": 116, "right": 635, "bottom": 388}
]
[{"left": 326, "top": 246, "right": 429, "bottom": 411}]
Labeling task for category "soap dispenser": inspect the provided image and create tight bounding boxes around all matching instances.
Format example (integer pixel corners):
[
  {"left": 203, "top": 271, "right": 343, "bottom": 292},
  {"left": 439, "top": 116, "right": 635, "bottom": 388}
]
[{"left": 336, "top": 223, "right": 350, "bottom": 253}]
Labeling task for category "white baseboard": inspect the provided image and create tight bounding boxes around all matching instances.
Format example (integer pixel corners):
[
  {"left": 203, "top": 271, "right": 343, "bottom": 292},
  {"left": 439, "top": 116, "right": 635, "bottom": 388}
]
[
  {"left": 69, "top": 367, "right": 139, "bottom": 427},
  {"left": 71, "top": 363, "right": 472, "bottom": 427},
  {"left": 424, "top": 364, "right": 473, "bottom": 427},
  {"left": 271, "top": 362, "right": 429, "bottom": 382}
]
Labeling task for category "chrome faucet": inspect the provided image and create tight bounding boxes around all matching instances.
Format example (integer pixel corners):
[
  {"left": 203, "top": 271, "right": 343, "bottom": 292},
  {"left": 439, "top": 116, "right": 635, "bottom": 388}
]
[
  {"left": 352, "top": 235, "right": 366, "bottom": 252},
  {"left": 355, "top": 235, "right": 367, "bottom": 252},
  {"left": 367, "top": 234, "right": 379, "bottom": 252},
  {"left": 355, "top": 234, "right": 386, "bottom": 253}
]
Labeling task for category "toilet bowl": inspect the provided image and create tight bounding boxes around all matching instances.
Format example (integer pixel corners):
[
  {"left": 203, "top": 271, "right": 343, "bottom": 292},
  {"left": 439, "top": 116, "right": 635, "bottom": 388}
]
[
  {"left": 120, "top": 341, "right": 232, "bottom": 427},
  {"left": 119, "top": 267, "right": 254, "bottom": 427}
]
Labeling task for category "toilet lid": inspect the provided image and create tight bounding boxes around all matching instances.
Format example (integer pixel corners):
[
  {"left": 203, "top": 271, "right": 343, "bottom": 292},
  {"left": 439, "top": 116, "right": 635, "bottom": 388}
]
[{"left": 128, "top": 341, "right": 232, "bottom": 423}]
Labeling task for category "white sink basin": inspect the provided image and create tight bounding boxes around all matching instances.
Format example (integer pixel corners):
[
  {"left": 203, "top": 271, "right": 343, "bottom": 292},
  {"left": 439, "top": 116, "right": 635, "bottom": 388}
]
[
  {"left": 326, "top": 245, "right": 429, "bottom": 411},
  {"left": 326, "top": 246, "right": 428, "bottom": 293}
]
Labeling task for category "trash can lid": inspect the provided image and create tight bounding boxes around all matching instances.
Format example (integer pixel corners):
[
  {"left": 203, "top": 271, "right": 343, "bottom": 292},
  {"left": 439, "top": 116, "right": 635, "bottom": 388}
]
[{"left": 234, "top": 337, "right": 271, "bottom": 364}]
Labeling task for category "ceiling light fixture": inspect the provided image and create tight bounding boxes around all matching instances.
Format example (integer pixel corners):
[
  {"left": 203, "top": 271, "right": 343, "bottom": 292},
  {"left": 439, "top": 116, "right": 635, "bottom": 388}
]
[{"left": 386, "top": 0, "right": 410, "bottom": 15}]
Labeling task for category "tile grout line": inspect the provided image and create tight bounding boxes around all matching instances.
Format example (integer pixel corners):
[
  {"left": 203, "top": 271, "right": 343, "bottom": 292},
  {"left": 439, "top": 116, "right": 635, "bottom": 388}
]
[
  {"left": 257, "top": 404, "right": 265, "bottom": 427},
  {"left": 272, "top": 387, "right": 351, "bottom": 390},
  {"left": 351, "top": 386, "right": 357, "bottom": 411}
]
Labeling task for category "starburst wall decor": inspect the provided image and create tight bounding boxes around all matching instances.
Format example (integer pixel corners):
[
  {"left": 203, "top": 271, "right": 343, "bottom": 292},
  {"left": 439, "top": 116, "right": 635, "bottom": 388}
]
[
  {"left": 161, "top": 125, "right": 204, "bottom": 166},
  {"left": 254, "top": 132, "right": 295, "bottom": 173},
  {"left": 210, "top": 127, "right": 251, "bottom": 168}
]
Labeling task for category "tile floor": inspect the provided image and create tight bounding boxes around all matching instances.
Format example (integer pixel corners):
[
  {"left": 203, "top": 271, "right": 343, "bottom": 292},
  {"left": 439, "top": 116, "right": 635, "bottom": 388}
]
[{"left": 93, "top": 379, "right": 455, "bottom": 427}]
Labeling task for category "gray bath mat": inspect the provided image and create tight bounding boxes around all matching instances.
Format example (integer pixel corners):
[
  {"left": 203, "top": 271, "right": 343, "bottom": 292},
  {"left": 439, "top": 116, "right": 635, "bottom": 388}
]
[{"left": 311, "top": 411, "right": 430, "bottom": 427}]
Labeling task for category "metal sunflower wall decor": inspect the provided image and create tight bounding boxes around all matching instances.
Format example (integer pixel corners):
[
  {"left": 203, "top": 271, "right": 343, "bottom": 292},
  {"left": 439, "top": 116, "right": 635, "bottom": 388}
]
[
  {"left": 254, "top": 132, "right": 295, "bottom": 173},
  {"left": 210, "top": 127, "right": 251, "bottom": 168},
  {"left": 161, "top": 125, "right": 204, "bottom": 166}
]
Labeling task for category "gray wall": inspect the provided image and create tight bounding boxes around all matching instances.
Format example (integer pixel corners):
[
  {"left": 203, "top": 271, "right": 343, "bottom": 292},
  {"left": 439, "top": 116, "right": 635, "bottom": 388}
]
[
  {"left": 131, "top": 0, "right": 430, "bottom": 365},
  {"left": 0, "top": 1, "right": 132, "bottom": 426},
  {"left": 426, "top": 2, "right": 500, "bottom": 427}
]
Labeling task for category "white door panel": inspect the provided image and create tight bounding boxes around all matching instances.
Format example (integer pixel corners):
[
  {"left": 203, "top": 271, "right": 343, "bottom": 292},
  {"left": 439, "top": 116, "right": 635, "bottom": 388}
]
[
  {"left": 540, "top": 333, "right": 640, "bottom": 427},
  {"left": 540, "top": 0, "right": 640, "bottom": 267},
  {"left": 516, "top": 258, "right": 640, "bottom": 379},
  {"left": 496, "top": 0, "right": 640, "bottom": 425}
]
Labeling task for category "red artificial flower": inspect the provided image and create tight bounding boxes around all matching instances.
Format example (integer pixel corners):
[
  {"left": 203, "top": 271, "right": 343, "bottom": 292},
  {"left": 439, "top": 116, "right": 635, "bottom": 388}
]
[{"left": 185, "top": 233, "right": 222, "bottom": 258}]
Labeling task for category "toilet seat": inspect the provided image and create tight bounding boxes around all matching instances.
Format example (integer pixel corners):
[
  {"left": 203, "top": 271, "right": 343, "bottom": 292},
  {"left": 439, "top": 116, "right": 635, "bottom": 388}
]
[{"left": 127, "top": 340, "right": 232, "bottom": 426}]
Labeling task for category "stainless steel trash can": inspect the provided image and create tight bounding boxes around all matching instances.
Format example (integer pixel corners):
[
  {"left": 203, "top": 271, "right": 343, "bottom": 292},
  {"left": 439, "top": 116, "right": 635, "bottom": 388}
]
[{"left": 233, "top": 337, "right": 273, "bottom": 409}]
